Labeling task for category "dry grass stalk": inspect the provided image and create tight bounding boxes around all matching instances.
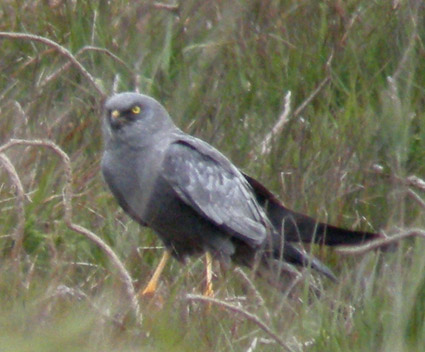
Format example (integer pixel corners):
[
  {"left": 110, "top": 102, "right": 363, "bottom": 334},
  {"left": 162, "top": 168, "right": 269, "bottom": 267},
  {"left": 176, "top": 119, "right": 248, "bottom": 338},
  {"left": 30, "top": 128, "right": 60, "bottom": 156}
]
[
  {"left": 257, "top": 53, "right": 332, "bottom": 158},
  {"left": 259, "top": 91, "right": 292, "bottom": 156},
  {"left": 39, "top": 45, "right": 133, "bottom": 92},
  {"left": 336, "top": 228, "right": 425, "bottom": 255},
  {"left": 0, "top": 32, "right": 105, "bottom": 98},
  {"left": 0, "top": 153, "right": 26, "bottom": 260},
  {"left": 186, "top": 293, "right": 295, "bottom": 352},
  {"left": 234, "top": 267, "right": 271, "bottom": 323}
]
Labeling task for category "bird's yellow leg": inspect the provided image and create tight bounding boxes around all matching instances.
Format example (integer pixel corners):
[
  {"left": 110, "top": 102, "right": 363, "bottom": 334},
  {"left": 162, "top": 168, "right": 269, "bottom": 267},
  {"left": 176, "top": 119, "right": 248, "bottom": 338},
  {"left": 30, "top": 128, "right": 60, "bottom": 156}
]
[
  {"left": 140, "top": 250, "right": 171, "bottom": 297},
  {"left": 204, "top": 252, "right": 214, "bottom": 297}
]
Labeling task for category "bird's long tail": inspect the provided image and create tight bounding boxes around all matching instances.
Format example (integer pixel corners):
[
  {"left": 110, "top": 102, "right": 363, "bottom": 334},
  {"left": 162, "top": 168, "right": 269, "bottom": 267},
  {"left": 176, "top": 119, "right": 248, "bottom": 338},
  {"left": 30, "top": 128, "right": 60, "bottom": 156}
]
[
  {"left": 244, "top": 173, "right": 385, "bottom": 281},
  {"left": 272, "top": 207, "right": 381, "bottom": 246},
  {"left": 245, "top": 173, "right": 383, "bottom": 246}
]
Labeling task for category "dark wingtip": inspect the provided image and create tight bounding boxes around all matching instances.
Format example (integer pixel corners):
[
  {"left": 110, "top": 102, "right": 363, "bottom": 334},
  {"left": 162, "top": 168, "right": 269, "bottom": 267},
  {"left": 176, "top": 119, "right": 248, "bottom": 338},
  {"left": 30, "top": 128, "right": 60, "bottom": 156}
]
[
  {"left": 309, "top": 257, "right": 338, "bottom": 282},
  {"left": 281, "top": 243, "right": 337, "bottom": 281}
]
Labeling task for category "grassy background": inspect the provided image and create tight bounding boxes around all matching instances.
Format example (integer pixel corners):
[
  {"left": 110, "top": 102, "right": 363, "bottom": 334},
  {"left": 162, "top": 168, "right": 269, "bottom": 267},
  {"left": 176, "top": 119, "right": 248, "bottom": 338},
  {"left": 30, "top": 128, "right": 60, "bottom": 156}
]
[{"left": 1, "top": 0, "right": 425, "bottom": 350}]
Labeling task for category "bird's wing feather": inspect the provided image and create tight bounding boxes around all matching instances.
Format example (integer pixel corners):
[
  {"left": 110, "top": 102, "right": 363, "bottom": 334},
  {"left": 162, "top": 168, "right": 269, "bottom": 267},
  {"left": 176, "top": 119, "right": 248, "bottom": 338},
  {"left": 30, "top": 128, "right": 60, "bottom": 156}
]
[{"left": 161, "top": 138, "right": 268, "bottom": 247}]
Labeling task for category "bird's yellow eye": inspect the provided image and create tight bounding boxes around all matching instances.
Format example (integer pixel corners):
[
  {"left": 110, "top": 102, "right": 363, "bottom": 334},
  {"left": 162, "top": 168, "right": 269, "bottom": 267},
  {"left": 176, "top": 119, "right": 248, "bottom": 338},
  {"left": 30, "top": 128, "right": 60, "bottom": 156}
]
[{"left": 131, "top": 106, "right": 141, "bottom": 114}]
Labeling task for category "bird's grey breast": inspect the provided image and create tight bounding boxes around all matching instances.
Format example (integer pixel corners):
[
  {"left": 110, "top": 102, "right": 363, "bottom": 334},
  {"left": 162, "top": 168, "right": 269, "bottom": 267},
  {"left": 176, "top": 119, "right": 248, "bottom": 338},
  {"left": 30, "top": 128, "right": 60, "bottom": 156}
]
[{"left": 101, "top": 136, "right": 172, "bottom": 224}]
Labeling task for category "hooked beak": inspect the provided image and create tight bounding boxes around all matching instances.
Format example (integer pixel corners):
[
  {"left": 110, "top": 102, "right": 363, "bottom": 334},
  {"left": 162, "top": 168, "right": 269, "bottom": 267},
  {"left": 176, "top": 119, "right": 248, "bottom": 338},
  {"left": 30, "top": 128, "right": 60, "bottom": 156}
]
[{"left": 108, "top": 110, "right": 123, "bottom": 130}]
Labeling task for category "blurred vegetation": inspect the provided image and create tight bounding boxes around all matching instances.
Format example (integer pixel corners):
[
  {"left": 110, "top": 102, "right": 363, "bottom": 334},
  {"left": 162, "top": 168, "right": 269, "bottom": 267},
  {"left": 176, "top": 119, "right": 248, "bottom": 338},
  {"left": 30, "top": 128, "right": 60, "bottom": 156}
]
[{"left": 0, "top": 0, "right": 424, "bottom": 350}]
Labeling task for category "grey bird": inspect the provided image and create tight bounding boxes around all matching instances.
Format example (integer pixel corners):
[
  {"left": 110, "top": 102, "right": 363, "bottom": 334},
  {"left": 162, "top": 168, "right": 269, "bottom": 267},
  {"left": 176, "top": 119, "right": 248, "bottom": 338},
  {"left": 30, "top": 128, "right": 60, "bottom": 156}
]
[{"left": 101, "top": 92, "right": 382, "bottom": 295}]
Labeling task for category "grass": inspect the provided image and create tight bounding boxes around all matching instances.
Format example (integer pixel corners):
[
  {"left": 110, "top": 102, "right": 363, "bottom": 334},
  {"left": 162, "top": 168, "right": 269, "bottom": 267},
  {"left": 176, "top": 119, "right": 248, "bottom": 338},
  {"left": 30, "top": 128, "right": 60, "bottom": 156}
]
[{"left": 1, "top": 0, "right": 425, "bottom": 350}]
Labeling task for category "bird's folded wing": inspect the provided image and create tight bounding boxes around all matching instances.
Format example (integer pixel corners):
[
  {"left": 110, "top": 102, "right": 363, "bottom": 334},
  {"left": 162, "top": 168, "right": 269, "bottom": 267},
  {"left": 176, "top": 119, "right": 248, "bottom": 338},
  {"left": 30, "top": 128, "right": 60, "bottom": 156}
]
[{"left": 161, "top": 139, "right": 268, "bottom": 247}]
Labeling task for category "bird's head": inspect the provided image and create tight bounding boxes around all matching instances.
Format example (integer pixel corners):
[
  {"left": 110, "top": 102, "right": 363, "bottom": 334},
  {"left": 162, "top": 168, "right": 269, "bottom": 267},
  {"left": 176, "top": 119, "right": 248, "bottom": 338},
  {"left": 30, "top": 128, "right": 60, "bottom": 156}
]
[{"left": 103, "top": 92, "right": 176, "bottom": 144}]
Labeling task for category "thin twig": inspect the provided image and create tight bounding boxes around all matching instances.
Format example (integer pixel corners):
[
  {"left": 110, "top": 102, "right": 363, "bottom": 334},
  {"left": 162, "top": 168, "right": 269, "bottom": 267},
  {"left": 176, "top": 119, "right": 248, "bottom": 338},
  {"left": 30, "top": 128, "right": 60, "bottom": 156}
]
[
  {"left": 82, "top": 46, "right": 133, "bottom": 72},
  {"left": 0, "top": 138, "right": 141, "bottom": 324},
  {"left": 152, "top": 2, "right": 180, "bottom": 13},
  {"left": 339, "top": 6, "right": 365, "bottom": 46},
  {"left": 336, "top": 228, "right": 425, "bottom": 255},
  {"left": 257, "top": 54, "right": 332, "bottom": 158},
  {"left": 275, "top": 272, "right": 306, "bottom": 313},
  {"left": 41, "top": 284, "right": 126, "bottom": 328},
  {"left": 23, "top": 255, "right": 37, "bottom": 291},
  {"left": 293, "top": 75, "right": 331, "bottom": 118},
  {"left": 370, "top": 163, "right": 425, "bottom": 192},
  {"left": 406, "top": 175, "right": 425, "bottom": 192},
  {"left": 259, "top": 91, "right": 291, "bottom": 156},
  {"left": 186, "top": 294, "right": 295, "bottom": 352},
  {"left": 386, "top": 76, "right": 402, "bottom": 117},
  {"left": 246, "top": 337, "right": 258, "bottom": 352},
  {"left": 39, "top": 45, "right": 133, "bottom": 91},
  {"left": 113, "top": 74, "right": 120, "bottom": 94},
  {"left": 392, "top": 3, "right": 419, "bottom": 81},
  {"left": 407, "top": 189, "right": 425, "bottom": 211},
  {"left": 234, "top": 267, "right": 271, "bottom": 323},
  {"left": 91, "top": 10, "right": 98, "bottom": 46},
  {"left": 234, "top": 268, "right": 266, "bottom": 306},
  {"left": 0, "top": 32, "right": 105, "bottom": 98},
  {"left": 0, "top": 153, "right": 25, "bottom": 260}
]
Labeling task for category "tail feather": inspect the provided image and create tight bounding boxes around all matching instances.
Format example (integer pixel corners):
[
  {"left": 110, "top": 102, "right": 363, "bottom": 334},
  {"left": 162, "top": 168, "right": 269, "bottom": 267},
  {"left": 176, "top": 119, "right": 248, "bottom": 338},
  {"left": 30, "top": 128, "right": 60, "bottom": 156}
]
[
  {"left": 244, "top": 173, "right": 383, "bottom": 246},
  {"left": 272, "top": 207, "right": 380, "bottom": 246},
  {"left": 243, "top": 173, "right": 385, "bottom": 281}
]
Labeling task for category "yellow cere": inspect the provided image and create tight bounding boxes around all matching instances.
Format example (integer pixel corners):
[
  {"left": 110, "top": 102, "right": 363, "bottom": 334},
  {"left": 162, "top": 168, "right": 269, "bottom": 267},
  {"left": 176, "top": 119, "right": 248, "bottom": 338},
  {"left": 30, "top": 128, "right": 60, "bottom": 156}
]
[
  {"left": 131, "top": 106, "right": 141, "bottom": 114},
  {"left": 111, "top": 110, "right": 120, "bottom": 118}
]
